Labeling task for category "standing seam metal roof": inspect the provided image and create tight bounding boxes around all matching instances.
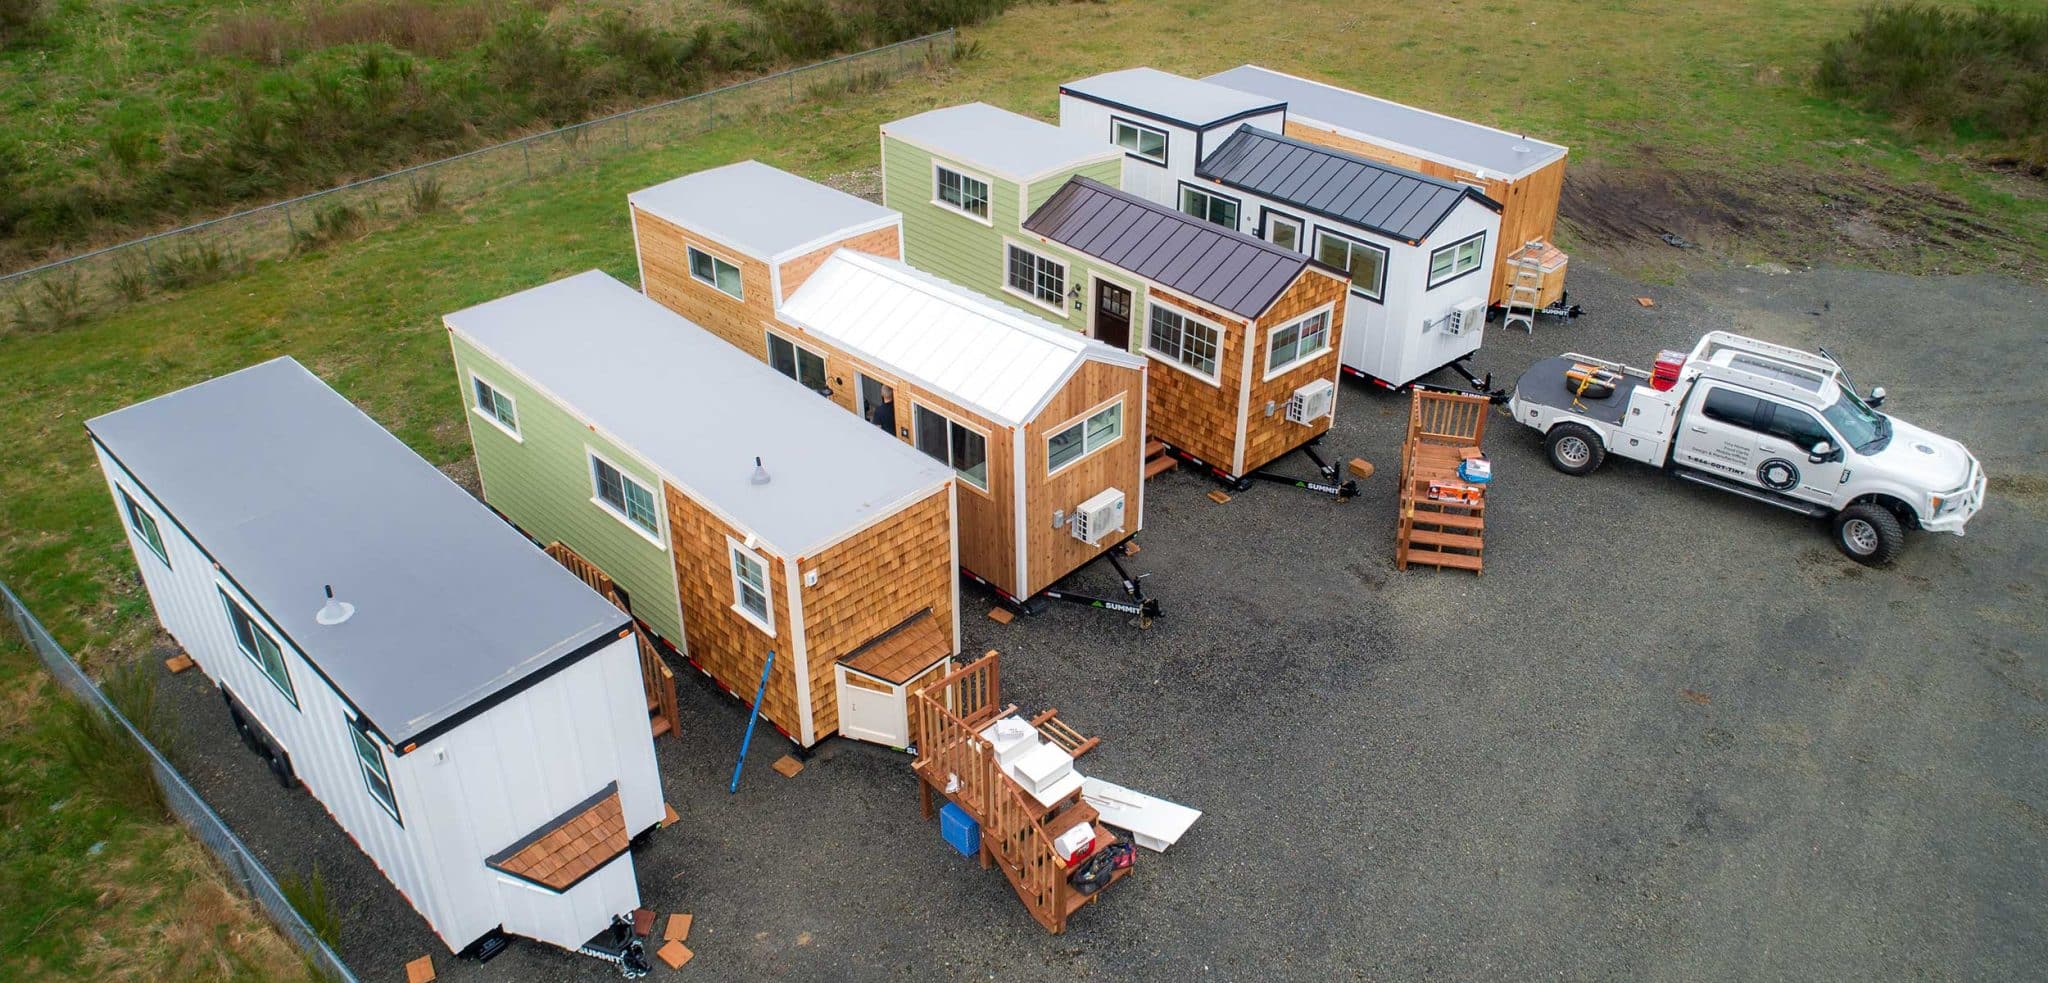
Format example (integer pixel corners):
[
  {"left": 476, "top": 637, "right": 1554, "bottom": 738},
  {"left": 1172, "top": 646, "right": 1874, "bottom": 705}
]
[
  {"left": 1196, "top": 126, "right": 1498, "bottom": 244},
  {"left": 84, "top": 357, "right": 631, "bottom": 746},
  {"left": 1022, "top": 177, "right": 1317, "bottom": 320}
]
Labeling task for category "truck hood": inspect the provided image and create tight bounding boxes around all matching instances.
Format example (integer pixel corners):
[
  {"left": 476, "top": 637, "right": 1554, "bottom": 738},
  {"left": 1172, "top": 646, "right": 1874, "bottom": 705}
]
[{"left": 1860, "top": 417, "right": 1974, "bottom": 491}]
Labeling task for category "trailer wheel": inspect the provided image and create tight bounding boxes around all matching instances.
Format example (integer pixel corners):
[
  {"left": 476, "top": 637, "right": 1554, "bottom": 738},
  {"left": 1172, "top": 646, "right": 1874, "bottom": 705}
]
[
  {"left": 1832, "top": 503, "right": 1904, "bottom": 566},
  {"left": 1545, "top": 424, "right": 1605, "bottom": 476}
]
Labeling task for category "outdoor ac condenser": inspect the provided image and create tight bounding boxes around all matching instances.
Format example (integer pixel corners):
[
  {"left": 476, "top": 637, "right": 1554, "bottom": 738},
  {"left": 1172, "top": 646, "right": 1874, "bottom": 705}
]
[
  {"left": 1286, "top": 378, "right": 1336, "bottom": 424},
  {"left": 1444, "top": 298, "right": 1486, "bottom": 335},
  {"left": 1070, "top": 488, "right": 1126, "bottom": 545}
]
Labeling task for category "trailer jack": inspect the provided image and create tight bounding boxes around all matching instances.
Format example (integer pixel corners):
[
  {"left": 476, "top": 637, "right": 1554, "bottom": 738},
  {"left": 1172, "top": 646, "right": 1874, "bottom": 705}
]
[
  {"left": 965, "top": 539, "right": 1162, "bottom": 628},
  {"left": 577, "top": 915, "right": 653, "bottom": 978},
  {"left": 1169, "top": 437, "right": 1357, "bottom": 500}
]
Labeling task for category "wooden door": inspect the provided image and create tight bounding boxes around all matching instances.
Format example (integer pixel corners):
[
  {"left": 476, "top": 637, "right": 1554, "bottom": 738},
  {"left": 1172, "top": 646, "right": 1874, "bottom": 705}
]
[{"left": 1093, "top": 280, "right": 1132, "bottom": 350}]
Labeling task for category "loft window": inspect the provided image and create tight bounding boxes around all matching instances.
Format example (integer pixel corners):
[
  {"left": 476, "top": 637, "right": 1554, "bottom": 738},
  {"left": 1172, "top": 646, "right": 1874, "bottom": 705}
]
[
  {"left": 1267, "top": 310, "right": 1333, "bottom": 377},
  {"left": 1427, "top": 232, "right": 1487, "bottom": 288},
  {"left": 1145, "top": 302, "right": 1221, "bottom": 382},
  {"left": 119, "top": 487, "right": 170, "bottom": 568},
  {"left": 470, "top": 373, "right": 519, "bottom": 438},
  {"left": 1005, "top": 244, "right": 1066, "bottom": 311},
  {"left": 218, "top": 587, "right": 298, "bottom": 708},
  {"left": 913, "top": 405, "right": 989, "bottom": 491},
  {"left": 1178, "top": 184, "right": 1240, "bottom": 229},
  {"left": 1111, "top": 117, "right": 1167, "bottom": 165},
  {"left": 1046, "top": 400, "right": 1125, "bottom": 474},
  {"left": 934, "top": 165, "right": 990, "bottom": 221},
  {"left": 687, "top": 246, "right": 743, "bottom": 299},
  {"left": 1314, "top": 229, "right": 1388, "bottom": 302},
  {"left": 591, "top": 454, "right": 660, "bottom": 538}
]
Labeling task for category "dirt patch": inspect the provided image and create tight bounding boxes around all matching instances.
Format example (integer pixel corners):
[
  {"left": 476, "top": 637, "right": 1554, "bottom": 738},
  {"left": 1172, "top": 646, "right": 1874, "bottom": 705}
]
[
  {"left": 439, "top": 458, "right": 482, "bottom": 500},
  {"left": 822, "top": 166, "right": 883, "bottom": 205},
  {"left": 1561, "top": 155, "right": 2038, "bottom": 276}
]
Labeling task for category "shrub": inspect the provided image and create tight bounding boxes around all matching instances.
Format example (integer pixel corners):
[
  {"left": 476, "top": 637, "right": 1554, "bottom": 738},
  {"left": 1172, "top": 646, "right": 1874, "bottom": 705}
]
[
  {"left": 205, "top": 11, "right": 302, "bottom": 66},
  {"left": 306, "top": 1, "right": 493, "bottom": 58},
  {"left": 149, "top": 240, "right": 241, "bottom": 291},
  {"left": 405, "top": 176, "right": 444, "bottom": 215},
  {"left": 277, "top": 867, "right": 343, "bottom": 949},
  {"left": 0, "top": 0, "right": 45, "bottom": 49},
  {"left": 7, "top": 272, "right": 88, "bottom": 332},
  {"left": 49, "top": 664, "right": 169, "bottom": 819},
  {"left": 1817, "top": 3, "right": 2048, "bottom": 143},
  {"left": 294, "top": 203, "right": 369, "bottom": 252}
]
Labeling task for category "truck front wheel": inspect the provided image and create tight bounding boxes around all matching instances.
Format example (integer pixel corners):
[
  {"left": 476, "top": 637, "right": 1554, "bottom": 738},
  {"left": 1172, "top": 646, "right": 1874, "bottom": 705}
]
[
  {"left": 1545, "top": 423, "right": 1606, "bottom": 476},
  {"left": 1832, "top": 503, "right": 1904, "bottom": 566}
]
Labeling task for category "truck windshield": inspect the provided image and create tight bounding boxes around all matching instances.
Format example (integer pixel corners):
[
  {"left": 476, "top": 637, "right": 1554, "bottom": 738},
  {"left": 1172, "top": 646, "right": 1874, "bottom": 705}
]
[{"left": 1822, "top": 389, "right": 1887, "bottom": 451}]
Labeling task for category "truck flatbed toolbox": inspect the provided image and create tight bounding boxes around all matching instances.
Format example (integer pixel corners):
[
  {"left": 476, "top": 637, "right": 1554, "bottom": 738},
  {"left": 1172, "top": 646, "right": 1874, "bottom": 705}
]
[{"left": 1514, "top": 356, "right": 1644, "bottom": 426}]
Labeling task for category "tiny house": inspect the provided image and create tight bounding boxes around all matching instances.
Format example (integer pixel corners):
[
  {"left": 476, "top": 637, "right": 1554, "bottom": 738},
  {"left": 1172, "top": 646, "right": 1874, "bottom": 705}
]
[
  {"left": 447, "top": 271, "right": 959, "bottom": 750},
  {"left": 1193, "top": 126, "right": 1503, "bottom": 390},
  {"left": 87, "top": 357, "right": 663, "bottom": 958},
  {"left": 630, "top": 162, "right": 1150, "bottom": 608},
  {"left": 1056, "top": 67, "right": 1287, "bottom": 216},
  {"left": 1206, "top": 64, "right": 1571, "bottom": 307}
]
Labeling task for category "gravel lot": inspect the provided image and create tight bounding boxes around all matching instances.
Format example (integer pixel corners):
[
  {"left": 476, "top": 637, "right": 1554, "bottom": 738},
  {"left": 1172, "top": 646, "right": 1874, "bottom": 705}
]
[{"left": 160, "top": 259, "right": 2046, "bottom": 982}]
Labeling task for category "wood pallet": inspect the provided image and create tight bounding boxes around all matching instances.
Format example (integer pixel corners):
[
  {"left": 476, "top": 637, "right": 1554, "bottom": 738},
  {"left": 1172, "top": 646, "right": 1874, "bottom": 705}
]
[
  {"left": 544, "top": 542, "right": 682, "bottom": 737},
  {"left": 1395, "top": 392, "right": 1490, "bottom": 574}
]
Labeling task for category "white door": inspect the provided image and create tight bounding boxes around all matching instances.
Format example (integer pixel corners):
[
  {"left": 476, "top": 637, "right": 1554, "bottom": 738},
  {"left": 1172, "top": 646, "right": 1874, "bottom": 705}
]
[
  {"left": 1674, "top": 385, "right": 1763, "bottom": 482},
  {"left": 834, "top": 667, "right": 907, "bottom": 747},
  {"left": 1752, "top": 400, "right": 1847, "bottom": 506}
]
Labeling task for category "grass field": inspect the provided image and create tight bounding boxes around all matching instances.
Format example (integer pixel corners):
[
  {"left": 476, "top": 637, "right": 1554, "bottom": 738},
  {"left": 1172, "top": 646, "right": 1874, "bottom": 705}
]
[{"left": 0, "top": 0, "right": 2041, "bottom": 978}]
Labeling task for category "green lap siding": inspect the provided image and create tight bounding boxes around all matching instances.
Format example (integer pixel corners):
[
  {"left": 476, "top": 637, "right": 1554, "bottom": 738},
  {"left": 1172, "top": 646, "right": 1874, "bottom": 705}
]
[{"left": 448, "top": 335, "right": 685, "bottom": 647}]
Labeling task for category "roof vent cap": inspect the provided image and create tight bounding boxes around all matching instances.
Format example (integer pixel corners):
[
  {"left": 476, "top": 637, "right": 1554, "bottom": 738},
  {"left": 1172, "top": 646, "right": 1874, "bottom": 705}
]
[
  {"left": 315, "top": 585, "right": 355, "bottom": 626},
  {"left": 750, "top": 456, "right": 771, "bottom": 486}
]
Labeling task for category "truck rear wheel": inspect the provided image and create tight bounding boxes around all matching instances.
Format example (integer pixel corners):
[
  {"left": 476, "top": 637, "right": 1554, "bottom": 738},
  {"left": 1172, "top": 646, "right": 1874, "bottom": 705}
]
[
  {"left": 1833, "top": 503, "right": 1904, "bottom": 566},
  {"left": 1545, "top": 423, "right": 1606, "bottom": 476}
]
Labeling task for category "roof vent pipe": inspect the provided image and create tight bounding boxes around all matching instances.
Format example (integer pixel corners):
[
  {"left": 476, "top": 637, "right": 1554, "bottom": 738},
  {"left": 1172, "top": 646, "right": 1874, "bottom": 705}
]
[
  {"left": 315, "top": 584, "right": 355, "bottom": 626},
  {"left": 750, "top": 456, "right": 771, "bottom": 486}
]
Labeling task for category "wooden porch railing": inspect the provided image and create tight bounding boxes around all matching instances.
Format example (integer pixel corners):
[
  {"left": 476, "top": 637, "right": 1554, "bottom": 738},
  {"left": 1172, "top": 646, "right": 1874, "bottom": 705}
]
[{"left": 544, "top": 542, "right": 681, "bottom": 738}]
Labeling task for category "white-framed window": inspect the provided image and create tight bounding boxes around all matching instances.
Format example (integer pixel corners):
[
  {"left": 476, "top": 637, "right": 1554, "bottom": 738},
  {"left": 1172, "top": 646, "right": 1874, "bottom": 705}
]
[
  {"left": 119, "top": 487, "right": 170, "bottom": 568},
  {"left": 687, "top": 245, "right": 743, "bottom": 300},
  {"left": 1427, "top": 232, "right": 1487, "bottom": 289},
  {"left": 1262, "top": 210, "right": 1304, "bottom": 253},
  {"left": 1178, "top": 183, "right": 1240, "bottom": 229},
  {"left": 218, "top": 587, "right": 298, "bottom": 709},
  {"left": 1046, "top": 399, "right": 1125, "bottom": 475},
  {"left": 1144, "top": 300, "right": 1222, "bottom": 383},
  {"left": 469, "top": 372, "right": 520, "bottom": 439},
  {"left": 1004, "top": 242, "right": 1067, "bottom": 312},
  {"left": 912, "top": 404, "right": 989, "bottom": 491},
  {"left": 933, "top": 163, "right": 990, "bottom": 222},
  {"left": 1314, "top": 228, "right": 1388, "bottom": 302},
  {"left": 1265, "top": 307, "right": 1334, "bottom": 379},
  {"left": 589, "top": 451, "right": 661, "bottom": 542},
  {"left": 727, "top": 538, "right": 774, "bottom": 634},
  {"left": 1111, "top": 116, "right": 1167, "bottom": 165},
  {"left": 766, "top": 331, "right": 829, "bottom": 393},
  {"left": 349, "top": 719, "right": 401, "bottom": 824}
]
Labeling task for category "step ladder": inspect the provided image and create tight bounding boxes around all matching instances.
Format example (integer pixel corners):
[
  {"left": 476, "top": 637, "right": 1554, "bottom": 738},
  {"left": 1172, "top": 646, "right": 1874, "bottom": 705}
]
[
  {"left": 1394, "top": 391, "right": 1490, "bottom": 575},
  {"left": 1502, "top": 239, "right": 1546, "bottom": 334}
]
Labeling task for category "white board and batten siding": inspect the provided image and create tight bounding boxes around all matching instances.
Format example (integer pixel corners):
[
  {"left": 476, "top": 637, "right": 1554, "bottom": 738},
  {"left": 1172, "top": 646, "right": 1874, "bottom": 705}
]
[
  {"left": 87, "top": 358, "right": 661, "bottom": 955},
  {"left": 1057, "top": 68, "right": 1287, "bottom": 207},
  {"left": 1354, "top": 198, "right": 1498, "bottom": 387}
]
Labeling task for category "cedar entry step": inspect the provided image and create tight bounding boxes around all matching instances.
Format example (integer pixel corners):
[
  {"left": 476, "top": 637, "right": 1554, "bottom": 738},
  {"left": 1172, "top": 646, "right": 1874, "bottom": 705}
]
[
  {"left": 1143, "top": 439, "right": 1177, "bottom": 479},
  {"left": 1394, "top": 391, "right": 1491, "bottom": 576}
]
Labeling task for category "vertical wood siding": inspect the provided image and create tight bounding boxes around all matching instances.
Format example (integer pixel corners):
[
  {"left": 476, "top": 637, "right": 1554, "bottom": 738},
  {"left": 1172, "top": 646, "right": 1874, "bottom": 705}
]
[
  {"left": 776, "top": 225, "right": 902, "bottom": 302},
  {"left": 634, "top": 207, "right": 778, "bottom": 358}
]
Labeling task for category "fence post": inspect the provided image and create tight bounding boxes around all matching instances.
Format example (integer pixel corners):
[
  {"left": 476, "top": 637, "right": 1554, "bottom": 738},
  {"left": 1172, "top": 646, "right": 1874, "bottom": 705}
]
[{"left": 522, "top": 143, "right": 531, "bottom": 180}]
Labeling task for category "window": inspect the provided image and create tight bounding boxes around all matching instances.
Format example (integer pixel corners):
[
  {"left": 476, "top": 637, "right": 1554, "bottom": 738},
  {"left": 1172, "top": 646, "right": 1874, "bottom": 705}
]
[
  {"left": 687, "top": 246, "right": 743, "bottom": 300},
  {"left": 1263, "top": 211, "right": 1303, "bottom": 252},
  {"left": 913, "top": 405, "right": 989, "bottom": 490},
  {"left": 1266, "top": 310, "right": 1333, "bottom": 377},
  {"left": 1701, "top": 388, "right": 1763, "bottom": 429},
  {"left": 1314, "top": 229, "right": 1388, "bottom": 302},
  {"left": 1427, "top": 232, "right": 1487, "bottom": 288},
  {"left": 1111, "top": 117, "right": 1167, "bottom": 165},
  {"left": 1760, "top": 403, "right": 1832, "bottom": 449},
  {"left": 591, "top": 454, "right": 660, "bottom": 538},
  {"left": 1046, "top": 401, "right": 1125, "bottom": 474},
  {"left": 218, "top": 588, "right": 297, "bottom": 708},
  {"left": 350, "top": 721, "right": 401, "bottom": 823},
  {"left": 1005, "top": 244, "right": 1066, "bottom": 311},
  {"left": 728, "top": 541, "right": 773, "bottom": 633},
  {"left": 766, "top": 332, "right": 829, "bottom": 393},
  {"left": 934, "top": 165, "right": 990, "bottom": 221},
  {"left": 470, "top": 373, "right": 518, "bottom": 438},
  {"left": 120, "top": 487, "right": 169, "bottom": 568},
  {"left": 1178, "top": 184, "right": 1240, "bottom": 229},
  {"left": 1145, "top": 302, "right": 1221, "bottom": 382}
]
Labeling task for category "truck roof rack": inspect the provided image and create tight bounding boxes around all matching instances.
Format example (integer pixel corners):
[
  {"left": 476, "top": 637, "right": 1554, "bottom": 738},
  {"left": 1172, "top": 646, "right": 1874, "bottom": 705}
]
[{"left": 1687, "top": 331, "right": 1845, "bottom": 405}]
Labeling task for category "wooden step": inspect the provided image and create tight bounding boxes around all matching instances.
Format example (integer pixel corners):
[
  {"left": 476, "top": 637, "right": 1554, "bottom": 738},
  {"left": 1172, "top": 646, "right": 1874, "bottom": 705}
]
[
  {"left": 1407, "top": 528, "right": 1484, "bottom": 551},
  {"left": 1403, "top": 549, "right": 1485, "bottom": 572},
  {"left": 649, "top": 715, "right": 674, "bottom": 738},
  {"left": 1409, "top": 510, "right": 1485, "bottom": 530},
  {"left": 1144, "top": 439, "right": 1166, "bottom": 457},
  {"left": 1144, "top": 454, "right": 1179, "bottom": 479}
]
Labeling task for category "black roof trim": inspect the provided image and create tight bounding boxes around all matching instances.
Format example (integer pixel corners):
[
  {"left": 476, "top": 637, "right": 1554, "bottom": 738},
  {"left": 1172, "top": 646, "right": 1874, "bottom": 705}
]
[
  {"left": 1196, "top": 126, "right": 1501, "bottom": 244},
  {"left": 1058, "top": 86, "right": 1287, "bottom": 133}
]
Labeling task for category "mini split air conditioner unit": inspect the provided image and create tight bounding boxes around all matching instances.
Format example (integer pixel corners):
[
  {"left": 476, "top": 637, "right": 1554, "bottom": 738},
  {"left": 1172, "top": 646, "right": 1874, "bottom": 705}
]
[
  {"left": 1286, "top": 378, "right": 1336, "bottom": 425},
  {"left": 1070, "top": 488, "right": 1125, "bottom": 545},
  {"left": 1444, "top": 298, "right": 1486, "bottom": 336}
]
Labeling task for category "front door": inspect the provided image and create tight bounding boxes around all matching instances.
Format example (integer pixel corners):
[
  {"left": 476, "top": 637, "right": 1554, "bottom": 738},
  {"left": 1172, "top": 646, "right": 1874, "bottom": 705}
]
[
  {"left": 1093, "top": 280, "right": 1133, "bottom": 350},
  {"left": 858, "top": 374, "right": 898, "bottom": 437},
  {"left": 1674, "top": 384, "right": 1763, "bottom": 481},
  {"left": 1753, "top": 400, "right": 1846, "bottom": 506}
]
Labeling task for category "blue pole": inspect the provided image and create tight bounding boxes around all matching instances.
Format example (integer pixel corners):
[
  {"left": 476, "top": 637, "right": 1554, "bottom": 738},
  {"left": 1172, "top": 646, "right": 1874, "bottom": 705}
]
[{"left": 728, "top": 650, "right": 776, "bottom": 794}]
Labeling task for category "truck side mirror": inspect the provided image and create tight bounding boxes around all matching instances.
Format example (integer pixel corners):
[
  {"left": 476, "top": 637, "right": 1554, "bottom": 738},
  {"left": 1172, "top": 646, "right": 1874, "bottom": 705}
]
[
  {"left": 1809, "top": 440, "right": 1837, "bottom": 463},
  {"left": 1866, "top": 386, "right": 1886, "bottom": 408}
]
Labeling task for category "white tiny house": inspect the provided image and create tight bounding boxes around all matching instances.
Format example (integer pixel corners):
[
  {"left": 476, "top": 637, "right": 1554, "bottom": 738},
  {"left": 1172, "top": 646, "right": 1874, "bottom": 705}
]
[
  {"left": 1058, "top": 67, "right": 1286, "bottom": 213},
  {"left": 86, "top": 357, "right": 663, "bottom": 963}
]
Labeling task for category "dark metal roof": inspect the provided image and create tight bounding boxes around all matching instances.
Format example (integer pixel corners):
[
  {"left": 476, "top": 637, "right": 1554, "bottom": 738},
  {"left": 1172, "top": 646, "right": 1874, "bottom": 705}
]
[
  {"left": 1023, "top": 177, "right": 1313, "bottom": 319},
  {"left": 1195, "top": 126, "right": 1501, "bottom": 244}
]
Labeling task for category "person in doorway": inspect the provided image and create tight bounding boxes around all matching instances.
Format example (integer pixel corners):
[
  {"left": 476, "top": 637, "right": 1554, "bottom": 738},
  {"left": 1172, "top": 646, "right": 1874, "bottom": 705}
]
[{"left": 869, "top": 390, "right": 896, "bottom": 434}]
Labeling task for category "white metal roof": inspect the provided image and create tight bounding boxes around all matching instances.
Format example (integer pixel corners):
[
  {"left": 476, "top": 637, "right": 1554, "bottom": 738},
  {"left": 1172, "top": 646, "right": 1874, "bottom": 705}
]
[
  {"left": 1206, "top": 65, "right": 1568, "bottom": 180},
  {"left": 779, "top": 251, "right": 1145, "bottom": 426},
  {"left": 628, "top": 160, "right": 899, "bottom": 260},
  {"left": 445, "top": 270, "right": 951, "bottom": 554},
  {"left": 883, "top": 103, "right": 1118, "bottom": 182},
  {"left": 1061, "top": 67, "right": 1284, "bottom": 128},
  {"left": 85, "top": 357, "right": 632, "bottom": 746}
]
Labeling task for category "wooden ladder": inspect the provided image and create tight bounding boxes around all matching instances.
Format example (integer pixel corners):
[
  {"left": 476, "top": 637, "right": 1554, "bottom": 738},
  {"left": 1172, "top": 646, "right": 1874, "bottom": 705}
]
[
  {"left": 1394, "top": 391, "right": 1490, "bottom": 575},
  {"left": 544, "top": 542, "right": 682, "bottom": 738}
]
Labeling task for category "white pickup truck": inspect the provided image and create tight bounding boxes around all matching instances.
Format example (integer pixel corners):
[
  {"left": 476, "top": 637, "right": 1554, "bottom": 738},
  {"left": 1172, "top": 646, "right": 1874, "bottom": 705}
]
[{"left": 1507, "top": 331, "right": 1985, "bottom": 564}]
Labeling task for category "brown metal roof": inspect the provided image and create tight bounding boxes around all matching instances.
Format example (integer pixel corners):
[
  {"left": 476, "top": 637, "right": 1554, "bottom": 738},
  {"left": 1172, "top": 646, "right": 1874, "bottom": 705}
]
[
  {"left": 840, "top": 608, "right": 951, "bottom": 685},
  {"left": 486, "top": 783, "right": 629, "bottom": 892},
  {"left": 1022, "top": 177, "right": 1313, "bottom": 320},
  {"left": 1196, "top": 126, "right": 1500, "bottom": 243}
]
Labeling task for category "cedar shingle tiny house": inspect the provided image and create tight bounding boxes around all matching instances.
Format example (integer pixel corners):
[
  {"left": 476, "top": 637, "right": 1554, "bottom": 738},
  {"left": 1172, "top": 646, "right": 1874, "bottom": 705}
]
[
  {"left": 1194, "top": 126, "right": 1503, "bottom": 390},
  {"left": 1206, "top": 65, "right": 1571, "bottom": 308},
  {"left": 1056, "top": 68, "right": 1287, "bottom": 217},
  {"left": 630, "top": 163, "right": 1152, "bottom": 612},
  {"left": 1021, "top": 178, "right": 1352, "bottom": 488},
  {"left": 87, "top": 357, "right": 663, "bottom": 959},
  {"left": 447, "top": 271, "right": 959, "bottom": 750}
]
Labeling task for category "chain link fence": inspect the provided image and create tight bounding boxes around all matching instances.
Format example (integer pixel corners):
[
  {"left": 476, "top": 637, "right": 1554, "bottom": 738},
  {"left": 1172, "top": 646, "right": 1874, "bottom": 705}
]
[
  {"left": 0, "top": 579, "right": 359, "bottom": 981},
  {"left": 1, "top": 30, "right": 956, "bottom": 329}
]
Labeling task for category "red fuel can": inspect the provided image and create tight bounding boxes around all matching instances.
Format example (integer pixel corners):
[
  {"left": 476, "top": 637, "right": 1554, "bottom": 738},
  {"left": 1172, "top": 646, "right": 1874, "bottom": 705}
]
[{"left": 1651, "top": 350, "right": 1686, "bottom": 391}]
